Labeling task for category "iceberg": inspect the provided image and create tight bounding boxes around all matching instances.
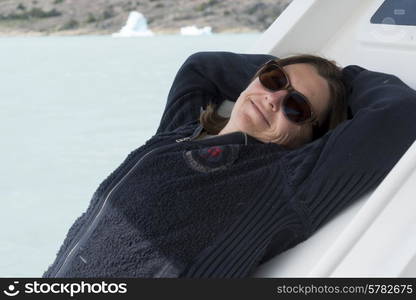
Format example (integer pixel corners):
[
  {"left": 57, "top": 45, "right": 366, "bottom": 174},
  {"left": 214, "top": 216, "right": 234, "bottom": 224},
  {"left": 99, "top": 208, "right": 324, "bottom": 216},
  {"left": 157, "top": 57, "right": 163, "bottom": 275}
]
[
  {"left": 112, "top": 11, "right": 154, "bottom": 37},
  {"left": 180, "top": 25, "right": 212, "bottom": 36}
]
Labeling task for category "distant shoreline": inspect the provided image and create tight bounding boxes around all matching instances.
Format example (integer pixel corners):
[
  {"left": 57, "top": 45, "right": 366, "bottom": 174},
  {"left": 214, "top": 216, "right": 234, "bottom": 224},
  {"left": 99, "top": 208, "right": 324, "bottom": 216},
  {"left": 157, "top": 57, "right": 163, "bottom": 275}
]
[
  {"left": 0, "top": 27, "right": 261, "bottom": 37},
  {"left": 0, "top": 0, "right": 290, "bottom": 38}
]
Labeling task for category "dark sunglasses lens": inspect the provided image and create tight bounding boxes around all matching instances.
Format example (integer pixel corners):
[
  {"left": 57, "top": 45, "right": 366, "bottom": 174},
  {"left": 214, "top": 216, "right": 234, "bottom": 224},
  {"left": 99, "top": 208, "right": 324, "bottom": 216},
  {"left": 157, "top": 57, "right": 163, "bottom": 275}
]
[
  {"left": 259, "top": 64, "right": 287, "bottom": 91},
  {"left": 283, "top": 93, "right": 312, "bottom": 123}
]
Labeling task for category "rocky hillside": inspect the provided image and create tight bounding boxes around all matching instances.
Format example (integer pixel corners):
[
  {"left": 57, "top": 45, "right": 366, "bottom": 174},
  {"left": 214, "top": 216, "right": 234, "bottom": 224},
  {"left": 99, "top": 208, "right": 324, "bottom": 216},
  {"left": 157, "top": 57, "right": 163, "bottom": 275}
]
[{"left": 0, "top": 0, "right": 292, "bottom": 35}]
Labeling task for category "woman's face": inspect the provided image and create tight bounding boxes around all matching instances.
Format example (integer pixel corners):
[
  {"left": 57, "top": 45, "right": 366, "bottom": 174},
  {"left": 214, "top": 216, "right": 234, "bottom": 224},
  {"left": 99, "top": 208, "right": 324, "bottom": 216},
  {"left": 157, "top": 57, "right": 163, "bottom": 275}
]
[{"left": 219, "top": 63, "right": 331, "bottom": 148}]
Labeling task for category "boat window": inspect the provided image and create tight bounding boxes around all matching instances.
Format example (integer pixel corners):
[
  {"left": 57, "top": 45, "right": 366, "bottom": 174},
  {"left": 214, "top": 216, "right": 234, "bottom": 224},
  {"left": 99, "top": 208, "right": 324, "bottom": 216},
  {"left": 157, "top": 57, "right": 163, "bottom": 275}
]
[{"left": 371, "top": 0, "right": 416, "bottom": 26}]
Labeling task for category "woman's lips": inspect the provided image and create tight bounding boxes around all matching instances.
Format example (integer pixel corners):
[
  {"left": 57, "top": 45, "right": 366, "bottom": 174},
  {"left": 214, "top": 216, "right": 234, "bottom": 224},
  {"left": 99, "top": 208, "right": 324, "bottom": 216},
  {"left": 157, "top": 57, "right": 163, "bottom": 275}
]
[{"left": 250, "top": 98, "right": 270, "bottom": 127}]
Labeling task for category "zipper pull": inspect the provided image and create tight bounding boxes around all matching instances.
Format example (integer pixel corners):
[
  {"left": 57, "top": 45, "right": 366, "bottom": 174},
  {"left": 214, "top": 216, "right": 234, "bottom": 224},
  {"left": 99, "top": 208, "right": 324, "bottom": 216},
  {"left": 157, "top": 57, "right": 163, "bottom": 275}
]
[
  {"left": 176, "top": 136, "right": 192, "bottom": 143},
  {"left": 176, "top": 125, "right": 204, "bottom": 143}
]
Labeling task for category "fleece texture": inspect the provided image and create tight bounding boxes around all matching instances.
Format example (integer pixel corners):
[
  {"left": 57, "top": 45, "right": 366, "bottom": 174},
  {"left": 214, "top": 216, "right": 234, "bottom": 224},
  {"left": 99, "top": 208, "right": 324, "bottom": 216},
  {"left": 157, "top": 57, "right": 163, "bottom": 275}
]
[{"left": 43, "top": 52, "right": 416, "bottom": 278}]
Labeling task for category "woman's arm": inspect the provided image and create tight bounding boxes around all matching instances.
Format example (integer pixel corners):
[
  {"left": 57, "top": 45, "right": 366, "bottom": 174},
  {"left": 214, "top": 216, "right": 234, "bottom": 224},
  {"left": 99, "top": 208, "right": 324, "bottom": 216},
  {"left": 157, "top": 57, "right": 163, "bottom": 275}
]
[
  {"left": 261, "top": 66, "right": 416, "bottom": 262},
  {"left": 288, "top": 66, "right": 416, "bottom": 238},
  {"left": 156, "top": 51, "right": 276, "bottom": 134}
]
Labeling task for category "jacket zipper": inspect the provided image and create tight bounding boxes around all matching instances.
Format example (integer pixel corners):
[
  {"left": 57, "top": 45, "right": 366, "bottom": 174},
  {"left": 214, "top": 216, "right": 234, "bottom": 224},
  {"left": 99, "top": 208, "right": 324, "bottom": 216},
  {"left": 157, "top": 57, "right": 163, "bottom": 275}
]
[
  {"left": 176, "top": 125, "right": 204, "bottom": 143},
  {"left": 53, "top": 146, "right": 164, "bottom": 277},
  {"left": 176, "top": 136, "right": 192, "bottom": 143},
  {"left": 177, "top": 130, "right": 249, "bottom": 145}
]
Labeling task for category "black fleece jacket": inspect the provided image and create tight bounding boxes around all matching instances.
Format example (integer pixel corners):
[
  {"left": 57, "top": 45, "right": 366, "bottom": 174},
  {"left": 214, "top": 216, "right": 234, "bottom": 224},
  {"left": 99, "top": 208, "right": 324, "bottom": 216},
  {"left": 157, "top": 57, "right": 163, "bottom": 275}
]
[{"left": 43, "top": 52, "right": 416, "bottom": 278}]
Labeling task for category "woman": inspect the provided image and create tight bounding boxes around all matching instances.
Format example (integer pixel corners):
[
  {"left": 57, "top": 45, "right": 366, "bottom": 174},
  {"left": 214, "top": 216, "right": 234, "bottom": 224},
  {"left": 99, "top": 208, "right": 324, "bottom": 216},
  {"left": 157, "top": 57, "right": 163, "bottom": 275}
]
[{"left": 43, "top": 51, "right": 414, "bottom": 278}]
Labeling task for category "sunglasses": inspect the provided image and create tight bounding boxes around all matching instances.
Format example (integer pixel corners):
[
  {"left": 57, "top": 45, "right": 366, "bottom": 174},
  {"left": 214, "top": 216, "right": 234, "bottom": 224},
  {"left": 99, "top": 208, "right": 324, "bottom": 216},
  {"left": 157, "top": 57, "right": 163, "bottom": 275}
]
[{"left": 257, "top": 61, "right": 318, "bottom": 126}]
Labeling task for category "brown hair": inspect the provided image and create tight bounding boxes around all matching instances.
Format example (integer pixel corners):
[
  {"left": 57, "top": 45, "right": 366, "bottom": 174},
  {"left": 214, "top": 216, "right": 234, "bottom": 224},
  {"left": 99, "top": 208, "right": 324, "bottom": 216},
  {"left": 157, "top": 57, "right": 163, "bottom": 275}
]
[{"left": 199, "top": 54, "right": 348, "bottom": 140}]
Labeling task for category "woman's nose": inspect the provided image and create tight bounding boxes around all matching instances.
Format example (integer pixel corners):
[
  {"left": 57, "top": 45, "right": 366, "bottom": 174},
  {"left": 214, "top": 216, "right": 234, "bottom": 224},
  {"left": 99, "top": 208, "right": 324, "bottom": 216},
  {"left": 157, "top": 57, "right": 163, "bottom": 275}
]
[{"left": 265, "top": 89, "right": 287, "bottom": 111}]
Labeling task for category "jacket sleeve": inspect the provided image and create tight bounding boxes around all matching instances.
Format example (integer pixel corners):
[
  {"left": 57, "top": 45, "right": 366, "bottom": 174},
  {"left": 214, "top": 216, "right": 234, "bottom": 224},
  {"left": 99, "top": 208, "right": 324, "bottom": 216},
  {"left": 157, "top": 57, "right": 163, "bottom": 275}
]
[
  {"left": 263, "top": 66, "right": 416, "bottom": 260},
  {"left": 156, "top": 51, "right": 276, "bottom": 134}
]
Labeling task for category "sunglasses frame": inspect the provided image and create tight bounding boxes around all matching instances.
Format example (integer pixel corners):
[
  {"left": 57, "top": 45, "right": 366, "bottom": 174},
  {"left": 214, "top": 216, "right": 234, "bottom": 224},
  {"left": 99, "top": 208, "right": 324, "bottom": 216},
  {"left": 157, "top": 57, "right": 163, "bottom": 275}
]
[{"left": 258, "top": 60, "right": 319, "bottom": 126}]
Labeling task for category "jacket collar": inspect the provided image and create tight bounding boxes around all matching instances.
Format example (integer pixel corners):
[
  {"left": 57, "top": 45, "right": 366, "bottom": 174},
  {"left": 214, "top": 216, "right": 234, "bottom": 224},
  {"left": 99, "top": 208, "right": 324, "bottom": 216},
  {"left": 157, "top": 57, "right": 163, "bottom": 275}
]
[{"left": 190, "top": 124, "right": 265, "bottom": 146}]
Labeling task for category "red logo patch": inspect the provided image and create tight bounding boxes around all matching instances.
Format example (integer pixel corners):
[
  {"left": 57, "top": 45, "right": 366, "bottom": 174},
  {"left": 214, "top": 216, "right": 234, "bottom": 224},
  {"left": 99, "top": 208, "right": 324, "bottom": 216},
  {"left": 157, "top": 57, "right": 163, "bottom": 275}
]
[
  {"left": 204, "top": 146, "right": 223, "bottom": 158},
  {"left": 183, "top": 145, "right": 240, "bottom": 173}
]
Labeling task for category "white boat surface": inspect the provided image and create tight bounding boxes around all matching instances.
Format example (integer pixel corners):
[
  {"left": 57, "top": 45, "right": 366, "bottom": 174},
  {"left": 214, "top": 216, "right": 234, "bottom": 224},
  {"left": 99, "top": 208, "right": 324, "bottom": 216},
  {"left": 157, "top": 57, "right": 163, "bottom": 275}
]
[{"left": 221, "top": 0, "right": 416, "bottom": 277}]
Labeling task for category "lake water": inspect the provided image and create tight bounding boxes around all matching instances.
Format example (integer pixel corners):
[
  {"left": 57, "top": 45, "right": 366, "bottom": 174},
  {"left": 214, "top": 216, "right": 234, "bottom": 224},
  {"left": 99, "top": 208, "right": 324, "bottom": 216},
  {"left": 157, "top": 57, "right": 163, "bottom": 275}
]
[{"left": 0, "top": 34, "right": 261, "bottom": 277}]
